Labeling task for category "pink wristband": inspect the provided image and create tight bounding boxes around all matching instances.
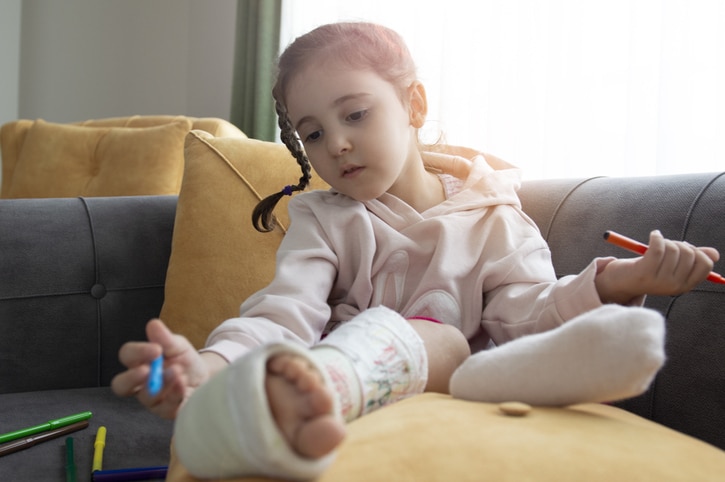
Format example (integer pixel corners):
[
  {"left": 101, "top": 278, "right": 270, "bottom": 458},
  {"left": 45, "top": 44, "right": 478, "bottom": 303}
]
[{"left": 408, "top": 316, "right": 443, "bottom": 324}]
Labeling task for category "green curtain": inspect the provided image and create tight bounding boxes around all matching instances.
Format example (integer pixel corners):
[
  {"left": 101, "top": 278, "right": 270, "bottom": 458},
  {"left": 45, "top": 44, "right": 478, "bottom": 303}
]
[{"left": 230, "top": 0, "right": 282, "bottom": 141}]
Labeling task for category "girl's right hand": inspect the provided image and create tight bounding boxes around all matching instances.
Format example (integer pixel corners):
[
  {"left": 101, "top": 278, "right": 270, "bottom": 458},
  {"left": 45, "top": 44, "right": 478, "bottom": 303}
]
[
  {"left": 595, "top": 230, "right": 719, "bottom": 305},
  {"left": 111, "top": 318, "right": 210, "bottom": 420}
]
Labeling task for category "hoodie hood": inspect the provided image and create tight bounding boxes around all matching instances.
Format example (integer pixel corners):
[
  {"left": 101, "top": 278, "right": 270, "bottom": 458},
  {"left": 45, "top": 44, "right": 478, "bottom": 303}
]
[{"left": 364, "top": 146, "right": 522, "bottom": 228}]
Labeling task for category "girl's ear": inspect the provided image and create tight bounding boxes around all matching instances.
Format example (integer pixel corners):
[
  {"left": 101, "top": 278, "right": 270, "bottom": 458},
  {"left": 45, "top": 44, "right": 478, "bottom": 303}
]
[{"left": 407, "top": 81, "right": 428, "bottom": 128}]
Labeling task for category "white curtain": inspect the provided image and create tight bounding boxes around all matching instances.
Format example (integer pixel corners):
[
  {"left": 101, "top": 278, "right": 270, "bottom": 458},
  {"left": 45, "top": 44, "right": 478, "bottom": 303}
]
[{"left": 280, "top": 0, "right": 724, "bottom": 180}]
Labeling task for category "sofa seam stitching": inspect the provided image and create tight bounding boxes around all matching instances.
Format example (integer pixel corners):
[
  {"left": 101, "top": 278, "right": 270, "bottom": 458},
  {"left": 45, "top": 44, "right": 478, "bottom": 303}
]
[
  {"left": 678, "top": 171, "right": 725, "bottom": 241},
  {"left": 0, "top": 284, "right": 166, "bottom": 301},
  {"left": 543, "top": 176, "right": 605, "bottom": 280},
  {"left": 79, "top": 197, "right": 103, "bottom": 387},
  {"left": 541, "top": 176, "right": 605, "bottom": 242},
  {"left": 651, "top": 172, "right": 725, "bottom": 423}
]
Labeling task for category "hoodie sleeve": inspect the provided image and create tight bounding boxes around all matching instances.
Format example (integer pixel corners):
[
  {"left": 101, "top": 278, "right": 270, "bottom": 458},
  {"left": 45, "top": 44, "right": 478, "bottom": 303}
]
[
  {"left": 481, "top": 256, "right": 607, "bottom": 344},
  {"left": 202, "top": 195, "right": 338, "bottom": 363},
  {"left": 476, "top": 201, "right": 642, "bottom": 345}
]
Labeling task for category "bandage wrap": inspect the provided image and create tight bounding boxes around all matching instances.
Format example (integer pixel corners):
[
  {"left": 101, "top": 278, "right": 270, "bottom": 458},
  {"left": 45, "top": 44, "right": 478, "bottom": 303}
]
[
  {"left": 173, "top": 306, "right": 428, "bottom": 480},
  {"left": 316, "top": 305, "right": 429, "bottom": 421},
  {"left": 174, "top": 343, "right": 339, "bottom": 480}
]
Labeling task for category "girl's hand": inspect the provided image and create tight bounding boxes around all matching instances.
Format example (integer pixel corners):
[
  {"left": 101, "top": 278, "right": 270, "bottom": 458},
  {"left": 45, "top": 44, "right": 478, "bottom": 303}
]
[
  {"left": 595, "top": 230, "right": 720, "bottom": 305},
  {"left": 111, "top": 319, "right": 211, "bottom": 419}
]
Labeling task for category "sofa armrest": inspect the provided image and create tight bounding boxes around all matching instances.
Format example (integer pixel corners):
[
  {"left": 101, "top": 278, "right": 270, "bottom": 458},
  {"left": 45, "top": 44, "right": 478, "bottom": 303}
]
[
  {"left": 519, "top": 172, "right": 725, "bottom": 450},
  {"left": 0, "top": 195, "right": 176, "bottom": 394}
]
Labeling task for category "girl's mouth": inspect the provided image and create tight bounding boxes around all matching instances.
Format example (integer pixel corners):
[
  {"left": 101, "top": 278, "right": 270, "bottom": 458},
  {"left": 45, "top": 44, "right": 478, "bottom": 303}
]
[{"left": 342, "top": 166, "right": 364, "bottom": 178}]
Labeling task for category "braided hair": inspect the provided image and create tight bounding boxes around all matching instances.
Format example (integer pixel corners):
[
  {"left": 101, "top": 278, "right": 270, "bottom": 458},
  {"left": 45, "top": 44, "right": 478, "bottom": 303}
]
[
  {"left": 251, "top": 22, "right": 418, "bottom": 232},
  {"left": 251, "top": 96, "right": 312, "bottom": 232}
]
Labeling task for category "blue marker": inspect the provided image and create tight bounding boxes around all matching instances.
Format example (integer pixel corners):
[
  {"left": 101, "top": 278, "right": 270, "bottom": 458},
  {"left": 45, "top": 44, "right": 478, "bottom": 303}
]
[{"left": 148, "top": 355, "right": 163, "bottom": 396}]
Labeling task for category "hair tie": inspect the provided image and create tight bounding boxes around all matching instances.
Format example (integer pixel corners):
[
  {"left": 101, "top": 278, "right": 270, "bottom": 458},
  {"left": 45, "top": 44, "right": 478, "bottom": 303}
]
[{"left": 282, "top": 185, "right": 294, "bottom": 196}]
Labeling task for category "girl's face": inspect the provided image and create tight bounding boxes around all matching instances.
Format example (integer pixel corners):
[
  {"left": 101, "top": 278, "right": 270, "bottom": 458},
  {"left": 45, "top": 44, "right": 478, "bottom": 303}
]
[{"left": 285, "top": 60, "right": 422, "bottom": 202}]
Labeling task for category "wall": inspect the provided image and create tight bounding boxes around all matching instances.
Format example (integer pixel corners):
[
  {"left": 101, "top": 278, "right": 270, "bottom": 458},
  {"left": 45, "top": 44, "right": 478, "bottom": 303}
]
[
  {"left": 16, "top": 0, "right": 237, "bottom": 123},
  {"left": 0, "top": 0, "right": 22, "bottom": 127}
]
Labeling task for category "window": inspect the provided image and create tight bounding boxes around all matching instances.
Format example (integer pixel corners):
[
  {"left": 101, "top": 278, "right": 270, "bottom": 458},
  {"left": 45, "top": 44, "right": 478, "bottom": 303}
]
[{"left": 280, "top": 0, "right": 724, "bottom": 179}]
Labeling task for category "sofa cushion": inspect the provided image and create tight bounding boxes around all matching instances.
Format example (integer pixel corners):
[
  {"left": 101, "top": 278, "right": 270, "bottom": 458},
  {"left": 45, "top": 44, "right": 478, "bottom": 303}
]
[
  {"left": 0, "top": 387, "right": 173, "bottom": 482},
  {"left": 74, "top": 114, "right": 247, "bottom": 139},
  {"left": 160, "top": 130, "right": 328, "bottom": 348},
  {"left": 166, "top": 393, "right": 725, "bottom": 482},
  {"left": 0, "top": 116, "right": 247, "bottom": 197},
  {"left": 0, "top": 119, "right": 33, "bottom": 195},
  {"left": 0, "top": 196, "right": 176, "bottom": 393},
  {"left": 4, "top": 119, "right": 191, "bottom": 198}
]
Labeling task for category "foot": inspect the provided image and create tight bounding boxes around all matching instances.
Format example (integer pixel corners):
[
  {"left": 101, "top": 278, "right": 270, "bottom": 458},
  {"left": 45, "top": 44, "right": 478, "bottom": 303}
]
[
  {"left": 450, "top": 305, "right": 666, "bottom": 406},
  {"left": 265, "top": 353, "right": 346, "bottom": 459}
]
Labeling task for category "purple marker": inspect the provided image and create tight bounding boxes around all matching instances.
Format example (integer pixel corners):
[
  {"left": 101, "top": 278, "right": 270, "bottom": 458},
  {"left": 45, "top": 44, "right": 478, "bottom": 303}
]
[{"left": 91, "top": 465, "right": 168, "bottom": 482}]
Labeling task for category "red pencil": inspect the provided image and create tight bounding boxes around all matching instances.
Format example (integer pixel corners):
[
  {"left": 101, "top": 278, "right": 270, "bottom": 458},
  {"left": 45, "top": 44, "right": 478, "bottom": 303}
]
[{"left": 603, "top": 231, "right": 725, "bottom": 285}]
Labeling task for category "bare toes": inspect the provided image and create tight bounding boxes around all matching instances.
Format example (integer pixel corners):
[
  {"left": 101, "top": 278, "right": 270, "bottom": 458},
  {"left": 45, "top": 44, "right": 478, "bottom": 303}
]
[
  {"left": 265, "top": 352, "right": 344, "bottom": 459},
  {"left": 295, "top": 416, "right": 346, "bottom": 459},
  {"left": 267, "top": 354, "right": 324, "bottom": 392},
  {"left": 306, "top": 382, "right": 335, "bottom": 415}
]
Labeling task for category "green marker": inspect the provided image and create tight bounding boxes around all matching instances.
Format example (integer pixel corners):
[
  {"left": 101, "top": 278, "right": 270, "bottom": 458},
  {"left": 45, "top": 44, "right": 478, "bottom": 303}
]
[
  {"left": 65, "top": 437, "right": 77, "bottom": 482},
  {"left": 0, "top": 411, "right": 92, "bottom": 444}
]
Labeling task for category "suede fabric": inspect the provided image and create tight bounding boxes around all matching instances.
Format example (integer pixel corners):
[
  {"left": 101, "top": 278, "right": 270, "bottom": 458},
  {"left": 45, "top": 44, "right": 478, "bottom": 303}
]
[
  {"left": 5, "top": 119, "right": 191, "bottom": 198},
  {"left": 167, "top": 393, "right": 725, "bottom": 482},
  {"left": 159, "top": 130, "right": 328, "bottom": 349},
  {"left": 74, "top": 115, "right": 247, "bottom": 139},
  {"left": 0, "top": 116, "right": 246, "bottom": 198},
  {"left": 0, "top": 119, "right": 33, "bottom": 195}
]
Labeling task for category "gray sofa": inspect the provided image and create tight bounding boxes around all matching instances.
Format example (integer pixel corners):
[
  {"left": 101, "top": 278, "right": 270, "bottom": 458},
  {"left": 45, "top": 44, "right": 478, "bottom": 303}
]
[{"left": 1, "top": 172, "right": 724, "bottom": 481}]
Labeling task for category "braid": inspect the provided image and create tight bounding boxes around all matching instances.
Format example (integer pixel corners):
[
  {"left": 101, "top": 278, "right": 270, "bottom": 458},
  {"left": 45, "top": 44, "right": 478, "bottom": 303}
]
[
  {"left": 277, "top": 100, "right": 312, "bottom": 190},
  {"left": 251, "top": 98, "right": 313, "bottom": 232}
]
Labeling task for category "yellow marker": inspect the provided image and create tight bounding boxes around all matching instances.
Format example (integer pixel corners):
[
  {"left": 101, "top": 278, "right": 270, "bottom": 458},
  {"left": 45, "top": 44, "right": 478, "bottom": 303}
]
[{"left": 92, "top": 426, "right": 106, "bottom": 472}]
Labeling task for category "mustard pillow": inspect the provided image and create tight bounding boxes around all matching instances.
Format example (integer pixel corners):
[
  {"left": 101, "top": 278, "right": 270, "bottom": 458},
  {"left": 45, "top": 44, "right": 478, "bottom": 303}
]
[
  {"left": 75, "top": 115, "right": 247, "bottom": 138},
  {"left": 0, "top": 119, "right": 34, "bottom": 197},
  {"left": 165, "top": 393, "right": 725, "bottom": 482},
  {"left": 159, "top": 130, "right": 328, "bottom": 349},
  {"left": 5, "top": 118, "right": 192, "bottom": 198}
]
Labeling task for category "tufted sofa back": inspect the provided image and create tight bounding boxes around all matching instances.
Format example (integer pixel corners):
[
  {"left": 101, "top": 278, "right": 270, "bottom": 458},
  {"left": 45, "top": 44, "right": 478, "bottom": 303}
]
[{"left": 519, "top": 172, "right": 725, "bottom": 450}]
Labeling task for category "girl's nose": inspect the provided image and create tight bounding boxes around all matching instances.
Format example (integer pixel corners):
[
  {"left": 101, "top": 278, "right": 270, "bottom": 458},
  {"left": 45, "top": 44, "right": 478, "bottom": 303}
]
[{"left": 326, "top": 130, "right": 352, "bottom": 156}]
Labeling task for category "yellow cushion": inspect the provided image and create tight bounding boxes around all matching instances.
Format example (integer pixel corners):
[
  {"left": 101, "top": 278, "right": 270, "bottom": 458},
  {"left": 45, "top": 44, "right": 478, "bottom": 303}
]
[
  {"left": 166, "top": 393, "right": 725, "bottom": 482},
  {"left": 0, "top": 119, "right": 34, "bottom": 196},
  {"left": 74, "top": 115, "right": 247, "bottom": 138},
  {"left": 159, "top": 130, "right": 328, "bottom": 349},
  {"left": 0, "top": 116, "right": 246, "bottom": 197},
  {"left": 4, "top": 118, "right": 192, "bottom": 198}
]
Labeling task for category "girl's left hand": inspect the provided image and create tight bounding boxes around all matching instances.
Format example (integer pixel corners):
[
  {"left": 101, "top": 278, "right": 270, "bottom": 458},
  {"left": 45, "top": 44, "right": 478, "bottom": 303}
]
[{"left": 595, "top": 230, "right": 720, "bottom": 305}]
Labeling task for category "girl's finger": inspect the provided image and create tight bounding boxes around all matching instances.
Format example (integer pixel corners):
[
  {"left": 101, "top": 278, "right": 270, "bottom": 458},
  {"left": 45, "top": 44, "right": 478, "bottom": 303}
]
[
  {"left": 146, "top": 318, "right": 193, "bottom": 360},
  {"left": 118, "top": 341, "right": 161, "bottom": 368},
  {"left": 111, "top": 364, "right": 149, "bottom": 397}
]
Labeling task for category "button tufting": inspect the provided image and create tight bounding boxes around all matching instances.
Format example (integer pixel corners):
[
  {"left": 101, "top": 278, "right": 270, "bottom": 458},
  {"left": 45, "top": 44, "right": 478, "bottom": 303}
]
[{"left": 90, "top": 283, "right": 107, "bottom": 299}]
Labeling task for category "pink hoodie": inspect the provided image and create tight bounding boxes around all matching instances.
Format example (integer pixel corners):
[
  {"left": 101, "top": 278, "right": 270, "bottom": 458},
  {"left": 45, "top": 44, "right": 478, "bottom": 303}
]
[{"left": 204, "top": 147, "right": 613, "bottom": 362}]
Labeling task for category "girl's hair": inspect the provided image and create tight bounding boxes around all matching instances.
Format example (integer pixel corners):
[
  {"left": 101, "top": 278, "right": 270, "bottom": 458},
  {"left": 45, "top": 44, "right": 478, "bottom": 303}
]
[{"left": 252, "top": 22, "right": 418, "bottom": 232}]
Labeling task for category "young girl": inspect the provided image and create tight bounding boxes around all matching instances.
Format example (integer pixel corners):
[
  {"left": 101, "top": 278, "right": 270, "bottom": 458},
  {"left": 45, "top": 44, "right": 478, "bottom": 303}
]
[{"left": 112, "top": 22, "right": 719, "bottom": 480}]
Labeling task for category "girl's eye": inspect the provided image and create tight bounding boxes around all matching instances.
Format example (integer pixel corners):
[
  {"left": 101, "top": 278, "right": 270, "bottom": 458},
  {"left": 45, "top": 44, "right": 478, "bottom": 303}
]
[
  {"left": 347, "top": 109, "right": 368, "bottom": 122},
  {"left": 305, "top": 130, "right": 322, "bottom": 143}
]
